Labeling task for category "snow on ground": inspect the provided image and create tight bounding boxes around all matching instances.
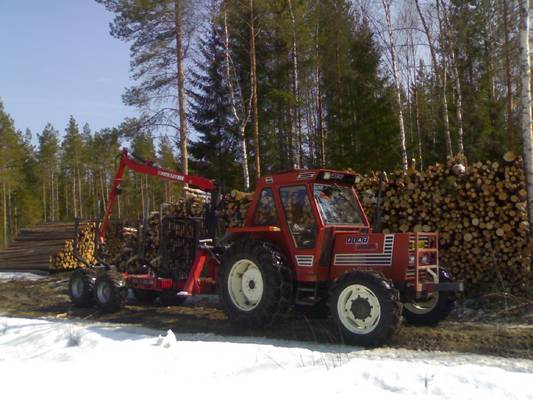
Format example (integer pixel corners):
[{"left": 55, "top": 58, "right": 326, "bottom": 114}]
[
  {"left": 0, "top": 271, "right": 47, "bottom": 281},
  {"left": 0, "top": 317, "right": 531, "bottom": 400}
]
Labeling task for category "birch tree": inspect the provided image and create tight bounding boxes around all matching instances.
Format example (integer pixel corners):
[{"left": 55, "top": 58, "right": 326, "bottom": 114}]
[
  {"left": 382, "top": 0, "right": 408, "bottom": 171},
  {"left": 519, "top": 0, "right": 533, "bottom": 232}
]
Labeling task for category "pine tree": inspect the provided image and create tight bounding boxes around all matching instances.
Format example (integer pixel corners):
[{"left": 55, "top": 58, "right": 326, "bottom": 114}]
[
  {"left": 61, "top": 116, "right": 85, "bottom": 218},
  {"left": 96, "top": 0, "right": 197, "bottom": 175},
  {"left": 37, "top": 124, "right": 60, "bottom": 221}
]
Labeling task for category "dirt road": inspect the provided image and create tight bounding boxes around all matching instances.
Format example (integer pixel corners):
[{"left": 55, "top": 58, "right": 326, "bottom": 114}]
[{"left": 1, "top": 273, "right": 531, "bottom": 359}]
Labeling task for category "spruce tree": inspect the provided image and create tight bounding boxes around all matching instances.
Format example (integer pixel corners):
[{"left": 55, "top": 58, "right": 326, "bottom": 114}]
[{"left": 189, "top": 5, "right": 241, "bottom": 189}]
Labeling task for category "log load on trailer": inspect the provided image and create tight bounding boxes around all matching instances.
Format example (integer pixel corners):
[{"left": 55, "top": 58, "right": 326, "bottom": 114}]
[{"left": 68, "top": 149, "right": 463, "bottom": 347}]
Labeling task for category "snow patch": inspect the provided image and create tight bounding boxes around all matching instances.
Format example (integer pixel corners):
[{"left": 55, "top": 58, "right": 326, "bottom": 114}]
[
  {"left": 0, "top": 271, "right": 47, "bottom": 281},
  {"left": 156, "top": 329, "right": 177, "bottom": 348},
  {"left": 0, "top": 317, "right": 531, "bottom": 400}
]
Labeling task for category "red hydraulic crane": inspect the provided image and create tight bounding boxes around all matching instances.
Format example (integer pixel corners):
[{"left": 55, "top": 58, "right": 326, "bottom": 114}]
[{"left": 98, "top": 148, "right": 215, "bottom": 244}]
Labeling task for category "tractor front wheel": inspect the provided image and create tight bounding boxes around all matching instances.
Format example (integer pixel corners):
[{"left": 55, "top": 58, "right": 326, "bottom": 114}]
[
  {"left": 94, "top": 271, "right": 127, "bottom": 312},
  {"left": 329, "top": 271, "right": 401, "bottom": 347},
  {"left": 68, "top": 269, "right": 96, "bottom": 307},
  {"left": 402, "top": 269, "right": 456, "bottom": 326},
  {"left": 219, "top": 240, "right": 292, "bottom": 328}
]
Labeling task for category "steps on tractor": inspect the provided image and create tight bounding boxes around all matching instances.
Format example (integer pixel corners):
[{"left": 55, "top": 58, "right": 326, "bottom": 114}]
[{"left": 294, "top": 283, "right": 322, "bottom": 305}]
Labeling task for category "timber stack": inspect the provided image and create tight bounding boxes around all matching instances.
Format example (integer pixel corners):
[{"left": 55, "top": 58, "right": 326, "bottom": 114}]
[
  {"left": 356, "top": 151, "right": 530, "bottom": 294},
  {"left": 49, "top": 222, "right": 97, "bottom": 271}
]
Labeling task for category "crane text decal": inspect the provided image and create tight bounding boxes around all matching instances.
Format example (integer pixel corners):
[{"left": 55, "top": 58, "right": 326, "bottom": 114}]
[{"left": 158, "top": 170, "right": 185, "bottom": 181}]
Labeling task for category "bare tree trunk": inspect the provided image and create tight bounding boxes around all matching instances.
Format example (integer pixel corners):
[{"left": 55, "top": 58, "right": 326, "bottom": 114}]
[
  {"left": 77, "top": 165, "right": 83, "bottom": 219},
  {"left": 519, "top": 0, "right": 533, "bottom": 233},
  {"left": 55, "top": 176, "right": 59, "bottom": 220},
  {"left": 42, "top": 181, "right": 47, "bottom": 222},
  {"left": 3, "top": 182, "right": 7, "bottom": 248},
  {"left": 444, "top": 28, "right": 465, "bottom": 155},
  {"left": 175, "top": 0, "right": 188, "bottom": 175},
  {"left": 72, "top": 173, "right": 77, "bottom": 218},
  {"left": 414, "top": 87, "right": 424, "bottom": 169},
  {"left": 315, "top": 15, "right": 325, "bottom": 167},
  {"left": 382, "top": 0, "right": 408, "bottom": 171},
  {"left": 223, "top": 11, "right": 251, "bottom": 190},
  {"left": 51, "top": 173, "right": 55, "bottom": 221},
  {"left": 65, "top": 179, "right": 69, "bottom": 218},
  {"left": 436, "top": 0, "right": 452, "bottom": 157},
  {"left": 503, "top": 0, "right": 515, "bottom": 149},
  {"left": 415, "top": 0, "right": 452, "bottom": 159},
  {"left": 288, "top": 0, "right": 303, "bottom": 168},
  {"left": 250, "top": 0, "right": 261, "bottom": 178}
]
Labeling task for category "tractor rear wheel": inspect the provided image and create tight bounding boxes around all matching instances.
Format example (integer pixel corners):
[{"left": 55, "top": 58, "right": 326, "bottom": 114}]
[
  {"left": 94, "top": 271, "right": 127, "bottom": 312},
  {"left": 68, "top": 269, "right": 96, "bottom": 307},
  {"left": 402, "top": 269, "right": 456, "bottom": 326},
  {"left": 329, "top": 271, "right": 401, "bottom": 347},
  {"left": 219, "top": 240, "right": 293, "bottom": 328}
]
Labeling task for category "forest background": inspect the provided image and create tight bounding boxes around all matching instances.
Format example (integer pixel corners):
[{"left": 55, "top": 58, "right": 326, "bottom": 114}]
[{"left": 0, "top": 0, "right": 525, "bottom": 248}]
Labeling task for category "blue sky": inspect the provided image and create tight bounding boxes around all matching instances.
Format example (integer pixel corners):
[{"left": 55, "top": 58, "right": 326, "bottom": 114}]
[{"left": 0, "top": 1, "right": 137, "bottom": 140}]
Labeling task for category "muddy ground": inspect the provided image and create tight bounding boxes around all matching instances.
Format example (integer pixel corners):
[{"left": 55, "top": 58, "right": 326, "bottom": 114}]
[{"left": 0, "top": 273, "right": 531, "bottom": 359}]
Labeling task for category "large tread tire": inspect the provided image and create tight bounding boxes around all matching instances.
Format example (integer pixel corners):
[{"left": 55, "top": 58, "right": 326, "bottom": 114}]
[
  {"left": 328, "top": 271, "right": 401, "bottom": 347},
  {"left": 132, "top": 289, "right": 159, "bottom": 304},
  {"left": 68, "top": 269, "right": 96, "bottom": 307},
  {"left": 402, "top": 269, "right": 456, "bottom": 326},
  {"left": 94, "top": 271, "right": 128, "bottom": 313},
  {"left": 219, "top": 240, "right": 293, "bottom": 328}
]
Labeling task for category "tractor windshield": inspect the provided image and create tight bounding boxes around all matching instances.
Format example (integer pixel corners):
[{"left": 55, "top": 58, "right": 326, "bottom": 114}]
[{"left": 313, "top": 184, "right": 364, "bottom": 226}]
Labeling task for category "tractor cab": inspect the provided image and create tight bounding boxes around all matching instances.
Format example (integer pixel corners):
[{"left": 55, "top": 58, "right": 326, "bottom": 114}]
[{"left": 229, "top": 169, "right": 372, "bottom": 280}]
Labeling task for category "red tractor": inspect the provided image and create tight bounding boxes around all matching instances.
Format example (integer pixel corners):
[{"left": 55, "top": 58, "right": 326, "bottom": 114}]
[{"left": 68, "top": 149, "right": 463, "bottom": 346}]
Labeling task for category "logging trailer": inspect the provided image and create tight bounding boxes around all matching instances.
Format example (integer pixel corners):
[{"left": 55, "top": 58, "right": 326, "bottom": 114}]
[{"left": 69, "top": 148, "right": 463, "bottom": 346}]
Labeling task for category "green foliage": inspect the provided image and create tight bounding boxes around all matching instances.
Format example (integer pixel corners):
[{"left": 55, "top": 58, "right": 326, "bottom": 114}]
[{"left": 189, "top": 5, "right": 241, "bottom": 190}]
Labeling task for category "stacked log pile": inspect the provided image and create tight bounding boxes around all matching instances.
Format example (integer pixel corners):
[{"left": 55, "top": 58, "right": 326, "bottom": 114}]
[
  {"left": 218, "top": 190, "right": 253, "bottom": 227},
  {"left": 356, "top": 152, "right": 531, "bottom": 294},
  {"left": 49, "top": 222, "right": 97, "bottom": 271}
]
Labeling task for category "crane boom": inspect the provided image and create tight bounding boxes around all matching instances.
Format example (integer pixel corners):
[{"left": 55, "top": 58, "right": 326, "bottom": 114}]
[{"left": 98, "top": 148, "right": 214, "bottom": 243}]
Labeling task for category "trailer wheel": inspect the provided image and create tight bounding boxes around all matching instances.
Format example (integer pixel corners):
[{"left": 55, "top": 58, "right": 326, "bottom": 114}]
[
  {"left": 329, "top": 271, "right": 401, "bottom": 347},
  {"left": 402, "top": 269, "right": 456, "bottom": 326},
  {"left": 132, "top": 289, "right": 159, "bottom": 304},
  {"left": 219, "top": 240, "right": 293, "bottom": 328},
  {"left": 94, "top": 271, "right": 127, "bottom": 312},
  {"left": 68, "top": 269, "right": 95, "bottom": 307}
]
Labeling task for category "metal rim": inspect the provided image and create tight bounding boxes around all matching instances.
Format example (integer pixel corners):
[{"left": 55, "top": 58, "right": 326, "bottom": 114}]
[
  {"left": 404, "top": 271, "right": 439, "bottom": 314},
  {"left": 96, "top": 280, "right": 112, "bottom": 304},
  {"left": 227, "top": 259, "right": 264, "bottom": 311},
  {"left": 404, "top": 293, "right": 439, "bottom": 314},
  {"left": 337, "top": 284, "right": 381, "bottom": 335},
  {"left": 71, "top": 276, "right": 84, "bottom": 299}
]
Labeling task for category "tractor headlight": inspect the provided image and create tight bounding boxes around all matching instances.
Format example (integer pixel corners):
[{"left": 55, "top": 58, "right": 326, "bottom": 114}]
[
  {"left": 323, "top": 172, "right": 331, "bottom": 180},
  {"left": 408, "top": 255, "right": 415, "bottom": 265},
  {"left": 421, "top": 255, "right": 429, "bottom": 264}
]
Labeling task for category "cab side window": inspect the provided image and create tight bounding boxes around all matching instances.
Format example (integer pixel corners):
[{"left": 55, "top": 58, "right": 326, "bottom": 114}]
[
  {"left": 253, "top": 188, "right": 278, "bottom": 226},
  {"left": 280, "top": 186, "right": 317, "bottom": 249}
]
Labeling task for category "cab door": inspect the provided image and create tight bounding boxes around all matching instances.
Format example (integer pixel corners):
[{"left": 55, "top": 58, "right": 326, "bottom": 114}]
[{"left": 278, "top": 185, "right": 320, "bottom": 281}]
